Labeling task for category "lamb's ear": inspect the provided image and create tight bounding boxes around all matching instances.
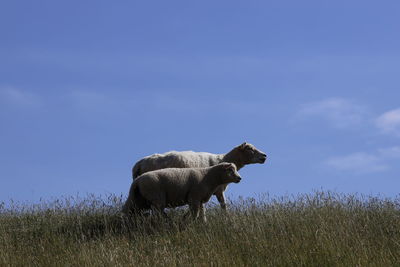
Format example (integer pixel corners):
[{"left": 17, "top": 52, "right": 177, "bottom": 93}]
[
  {"left": 224, "top": 163, "right": 235, "bottom": 170},
  {"left": 230, "top": 163, "right": 237, "bottom": 170},
  {"left": 223, "top": 163, "right": 232, "bottom": 169},
  {"left": 239, "top": 142, "right": 247, "bottom": 150}
]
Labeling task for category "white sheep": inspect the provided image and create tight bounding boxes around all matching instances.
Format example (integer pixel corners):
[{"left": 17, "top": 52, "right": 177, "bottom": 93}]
[
  {"left": 123, "top": 162, "right": 242, "bottom": 222},
  {"left": 131, "top": 142, "right": 267, "bottom": 209}
]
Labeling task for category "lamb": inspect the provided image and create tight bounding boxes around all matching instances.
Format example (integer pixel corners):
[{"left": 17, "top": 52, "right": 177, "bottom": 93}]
[
  {"left": 122, "top": 163, "right": 242, "bottom": 222},
  {"left": 131, "top": 142, "right": 267, "bottom": 210}
]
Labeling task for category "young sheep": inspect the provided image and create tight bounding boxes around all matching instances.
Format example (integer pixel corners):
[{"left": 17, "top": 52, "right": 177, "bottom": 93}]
[
  {"left": 123, "top": 163, "right": 242, "bottom": 222},
  {"left": 131, "top": 142, "right": 267, "bottom": 210}
]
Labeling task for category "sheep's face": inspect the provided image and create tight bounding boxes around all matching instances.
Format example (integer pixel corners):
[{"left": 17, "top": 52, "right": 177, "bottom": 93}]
[
  {"left": 222, "top": 163, "right": 242, "bottom": 184},
  {"left": 239, "top": 142, "right": 267, "bottom": 164}
]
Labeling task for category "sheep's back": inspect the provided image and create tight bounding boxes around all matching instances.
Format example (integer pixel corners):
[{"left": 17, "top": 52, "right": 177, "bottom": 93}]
[{"left": 139, "top": 151, "right": 222, "bottom": 174}]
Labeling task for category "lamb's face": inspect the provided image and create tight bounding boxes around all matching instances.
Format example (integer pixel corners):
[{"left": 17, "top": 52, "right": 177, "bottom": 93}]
[
  {"left": 222, "top": 163, "right": 242, "bottom": 184},
  {"left": 239, "top": 142, "right": 267, "bottom": 164}
]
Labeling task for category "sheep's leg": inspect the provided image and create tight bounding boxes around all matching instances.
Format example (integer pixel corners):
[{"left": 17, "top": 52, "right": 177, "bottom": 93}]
[
  {"left": 199, "top": 204, "right": 207, "bottom": 223},
  {"left": 147, "top": 193, "right": 168, "bottom": 218},
  {"left": 182, "top": 210, "right": 191, "bottom": 220},
  {"left": 122, "top": 194, "right": 136, "bottom": 216},
  {"left": 151, "top": 204, "right": 169, "bottom": 219},
  {"left": 215, "top": 191, "right": 227, "bottom": 210},
  {"left": 121, "top": 200, "right": 132, "bottom": 216},
  {"left": 189, "top": 202, "right": 200, "bottom": 221}
]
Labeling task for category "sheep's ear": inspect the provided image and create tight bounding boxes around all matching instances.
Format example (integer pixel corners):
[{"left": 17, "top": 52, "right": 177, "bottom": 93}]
[
  {"left": 224, "top": 163, "right": 235, "bottom": 170},
  {"left": 223, "top": 163, "right": 232, "bottom": 169},
  {"left": 230, "top": 163, "right": 237, "bottom": 170}
]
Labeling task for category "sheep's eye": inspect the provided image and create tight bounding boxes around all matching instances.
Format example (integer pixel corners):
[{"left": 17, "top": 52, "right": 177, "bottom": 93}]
[{"left": 246, "top": 147, "right": 254, "bottom": 153}]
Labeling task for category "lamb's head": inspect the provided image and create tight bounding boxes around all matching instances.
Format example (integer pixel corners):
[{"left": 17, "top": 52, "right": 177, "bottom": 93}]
[
  {"left": 237, "top": 142, "right": 267, "bottom": 165},
  {"left": 220, "top": 163, "right": 241, "bottom": 184}
]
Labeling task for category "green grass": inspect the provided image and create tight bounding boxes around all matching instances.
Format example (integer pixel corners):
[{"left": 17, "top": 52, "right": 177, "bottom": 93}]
[{"left": 1, "top": 192, "right": 400, "bottom": 266}]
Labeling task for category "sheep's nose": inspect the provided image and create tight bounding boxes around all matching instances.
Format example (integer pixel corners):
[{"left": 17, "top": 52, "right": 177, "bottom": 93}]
[{"left": 259, "top": 153, "right": 267, "bottom": 163}]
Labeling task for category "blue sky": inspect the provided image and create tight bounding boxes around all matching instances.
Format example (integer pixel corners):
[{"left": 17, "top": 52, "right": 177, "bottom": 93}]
[{"left": 1, "top": 1, "right": 400, "bottom": 204}]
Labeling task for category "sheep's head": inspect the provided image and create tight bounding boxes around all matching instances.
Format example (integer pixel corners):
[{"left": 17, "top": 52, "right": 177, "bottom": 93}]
[
  {"left": 221, "top": 163, "right": 241, "bottom": 184},
  {"left": 238, "top": 142, "right": 267, "bottom": 164}
]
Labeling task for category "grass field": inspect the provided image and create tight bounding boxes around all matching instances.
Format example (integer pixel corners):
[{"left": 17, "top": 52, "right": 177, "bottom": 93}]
[{"left": 1, "top": 191, "right": 400, "bottom": 266}]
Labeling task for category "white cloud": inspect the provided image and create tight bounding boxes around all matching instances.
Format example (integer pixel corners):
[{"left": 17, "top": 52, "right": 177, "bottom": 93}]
[
  {"left": 324, "top": 146, "right": 400, "bottom": 174},
  {"left": 298, "top": 98, "right": 367, "bottom": 128},
  {"left": 0, "top": 87, "right": 41, "bottom": 108},
  {"left": 375, "top": 108, "right": 400, "bottom": 137},
  {"left": 324, "top": 152, "right": 388, "bottom": 174}
]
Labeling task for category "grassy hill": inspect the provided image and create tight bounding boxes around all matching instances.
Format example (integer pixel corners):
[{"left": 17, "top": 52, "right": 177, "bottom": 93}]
[{"left": 1, "top": 192, "right": 400, "bottom": 266}]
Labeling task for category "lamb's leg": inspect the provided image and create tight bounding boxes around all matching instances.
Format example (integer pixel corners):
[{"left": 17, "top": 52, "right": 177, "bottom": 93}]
[
  {"left": 121, "top": 199, "right": 132, "bottom": 229},
  {"left": 151, "top": 204, "right": 169, "bottom": 219},
  {"left": 150, "top": 194, "right": 169, "bottom": 219},
  {"left": 122, "top": 188, "right": 135, "bottom": 216},
  {"left": 199, "top": 204, "right": 207, "bottom": 223},
  {"left": 189, "top": 202, "right": 200, "bottom": 221},
  {"left": 215, "top": 191, "right": 227, "bottom": 210},
  {"left": 121, "top": 200, "right": 132, "bottom": 216}
]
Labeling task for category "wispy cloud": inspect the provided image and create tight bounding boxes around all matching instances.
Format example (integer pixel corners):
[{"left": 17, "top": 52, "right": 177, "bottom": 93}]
[
  {"left": 324, "top": 152, "right": 388, "bottom": 174},
  {"left": 297, "top": 98, "right": 367, "bottom": 128},
  {"left": 375, "top": 108, "right": 400, "bottom": 137},
  {"left": 378, "top": 146, "right": 400, "bottom": 159},
  {"left": 0, "top": 87, "right": 41, "bottom": 108},
  {"left": 324, "top": 146, "right": 400, "bottom": 174}
]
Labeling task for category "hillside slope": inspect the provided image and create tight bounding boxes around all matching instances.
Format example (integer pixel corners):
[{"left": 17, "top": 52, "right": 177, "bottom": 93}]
[{"left": 1, "top": 192, "right": 400, "bottom": 266}]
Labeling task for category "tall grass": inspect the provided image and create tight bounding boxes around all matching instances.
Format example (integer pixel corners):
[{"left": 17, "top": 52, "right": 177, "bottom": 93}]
[{"left": 1, "top": 192, "right": 400, "bottom": 266}]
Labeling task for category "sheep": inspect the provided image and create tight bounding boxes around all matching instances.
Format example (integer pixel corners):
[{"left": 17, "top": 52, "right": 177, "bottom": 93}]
[
  {"left": 131, "top": 142, "right": 267, "bottom": 210},
  {"left": 122, "top": 162, "right": 242, "bottom": 222}
]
